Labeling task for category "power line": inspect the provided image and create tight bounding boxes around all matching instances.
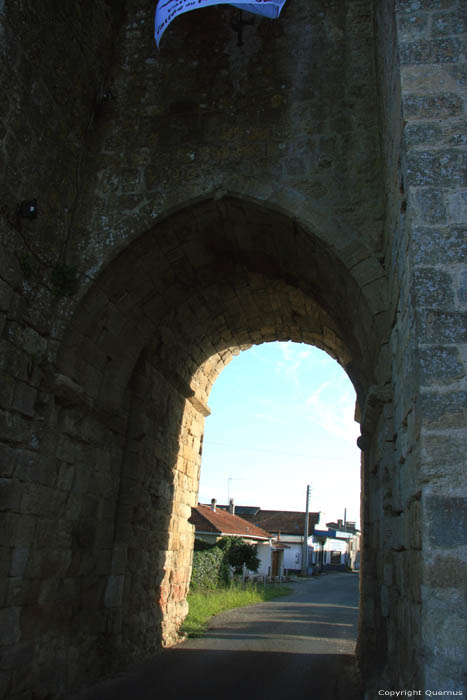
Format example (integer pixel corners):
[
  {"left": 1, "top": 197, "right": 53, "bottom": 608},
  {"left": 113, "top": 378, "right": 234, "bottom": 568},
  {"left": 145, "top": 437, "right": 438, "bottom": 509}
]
[{"left": 203, "top": 440, "right": 355, "bottom": 461}]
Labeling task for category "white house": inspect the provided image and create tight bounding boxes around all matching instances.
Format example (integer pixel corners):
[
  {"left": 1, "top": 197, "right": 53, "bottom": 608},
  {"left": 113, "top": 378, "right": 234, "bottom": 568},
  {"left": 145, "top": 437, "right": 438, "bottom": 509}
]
[
  {"left": 190, "top": 500, "right": 286, "bottom": 578},
  {"left": 239, "top": 507, "right": 361, "bottom": 573},
  {"left": 238, "top": 508, "right": 328, "bottom": 574}
]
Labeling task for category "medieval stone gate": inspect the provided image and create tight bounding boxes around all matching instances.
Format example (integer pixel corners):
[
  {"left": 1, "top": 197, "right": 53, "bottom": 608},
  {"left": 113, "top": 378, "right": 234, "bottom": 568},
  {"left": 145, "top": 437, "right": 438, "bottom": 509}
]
[{"left": 0, "top": 1, "right": 465, "bottom": 698}]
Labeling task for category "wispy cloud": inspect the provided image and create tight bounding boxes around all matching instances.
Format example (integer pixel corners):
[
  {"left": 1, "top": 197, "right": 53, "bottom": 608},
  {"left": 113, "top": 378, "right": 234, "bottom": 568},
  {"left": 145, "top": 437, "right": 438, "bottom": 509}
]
[
  {"left": 275, "top": 341, "right": 312, "bottom": 381},
  {"left": 305, "top": 379, "right": 333, "bottom": 406},
  {"left": 303, "top": 386, "right": 359, "bottom": 443}
]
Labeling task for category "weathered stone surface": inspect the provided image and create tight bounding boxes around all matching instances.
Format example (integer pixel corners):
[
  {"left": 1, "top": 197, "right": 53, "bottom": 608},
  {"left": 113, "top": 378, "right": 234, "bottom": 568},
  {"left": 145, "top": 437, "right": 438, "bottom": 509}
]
[
  {"left": 0, "top": 478, "right": 22, "bottom": 511},
  {"left": 414, "top": 268, "right": 454, "bottom": 308},
  {"left": 419, "top": 346, "right": 466, "bottom": 385},
  {"left": 419, "top": 309, "right": 467, "bottom": 344},
  {"left": 399, "top": 37, "right": 463, "bottom": 65},
  {"left": 446, "top": 190, "right": 467, "bottom": 223},
  {"left": 419, "top": 390, "right": 467, "bottom": 429},
  {"left": 426, "top": 496, "right": 467, "bottom": 548},
  {"left": 0, "top": 607, "right": 21, "bottom": 646},
  {"left": 405, "top": 121, "right": 443, "bottom": 147},
  {"left": 403, "top": 92, "right": 463, "bottom": 119},
  {"left": 432, "top": 9, "right": 466, "bottom": 37},
  {"left": 0, "top": 0, "right": 465, "bottom": 698},
  {"left": 412, "top": 225, "right": 466, "bottom": 265},
  {"left": 407, "top": 149, "right": 467, "bottom": 187},
  {"left": 459, "top": 270, "right": 467, "bottom": 304},
  {"left": 425, "top": 555, "right": 467, "bottom": 591}
]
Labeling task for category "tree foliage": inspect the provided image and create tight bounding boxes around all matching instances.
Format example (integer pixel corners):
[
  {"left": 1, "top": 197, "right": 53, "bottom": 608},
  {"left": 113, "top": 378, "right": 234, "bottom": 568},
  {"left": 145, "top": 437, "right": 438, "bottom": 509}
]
[
  {"left": 217, "top": 536, "right": 260, "bottom": 574},
  {"left": 190, "top": 536, "right": 260, "bottom": 590}
]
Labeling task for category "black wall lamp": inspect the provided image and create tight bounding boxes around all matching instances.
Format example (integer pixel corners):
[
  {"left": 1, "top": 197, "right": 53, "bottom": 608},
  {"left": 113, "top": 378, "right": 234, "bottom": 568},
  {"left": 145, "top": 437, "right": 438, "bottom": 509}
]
[
  {"left": 230, "top": 8, "right": 255, "bottom": 47},
  {"left": 17, "top": 199, "right": 38, "bottom": 219}
]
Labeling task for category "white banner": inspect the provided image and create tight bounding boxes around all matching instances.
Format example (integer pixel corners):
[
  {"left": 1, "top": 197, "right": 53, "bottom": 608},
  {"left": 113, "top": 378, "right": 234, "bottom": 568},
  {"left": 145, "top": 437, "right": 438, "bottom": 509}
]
[{"left": 155, "top": 0, "right": 287, "bottom": 47}]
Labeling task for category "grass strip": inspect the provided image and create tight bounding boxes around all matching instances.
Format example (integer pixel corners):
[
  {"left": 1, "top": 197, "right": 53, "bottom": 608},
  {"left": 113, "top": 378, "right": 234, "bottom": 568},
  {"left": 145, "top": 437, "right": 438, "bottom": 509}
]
[{"left": 181, "top": 582, "right": 291, "bottom": 637}]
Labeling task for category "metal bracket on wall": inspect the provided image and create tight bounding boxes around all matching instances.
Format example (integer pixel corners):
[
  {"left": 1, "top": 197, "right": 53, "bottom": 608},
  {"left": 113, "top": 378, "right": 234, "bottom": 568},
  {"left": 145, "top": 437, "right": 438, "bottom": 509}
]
[{"left": 230, "top": 8, "right": 255, "bottom": 46}]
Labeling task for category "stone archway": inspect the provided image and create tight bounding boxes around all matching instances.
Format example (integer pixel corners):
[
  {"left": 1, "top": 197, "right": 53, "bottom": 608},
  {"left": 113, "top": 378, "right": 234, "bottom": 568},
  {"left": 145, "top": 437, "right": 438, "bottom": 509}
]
[
  {"left": 51, "top": 195, "right": 390, "bottom": 691},
  {"left": 1, "top": 0, "right": 465, "bottom": 695}
]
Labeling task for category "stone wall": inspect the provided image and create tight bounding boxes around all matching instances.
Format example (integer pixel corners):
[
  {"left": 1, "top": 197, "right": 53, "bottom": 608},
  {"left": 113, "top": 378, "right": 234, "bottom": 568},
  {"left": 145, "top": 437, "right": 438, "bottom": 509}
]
[
  {"left": 0, "top": 0, "right": 465, "bottom": 698},
  {"left": 66, "top": 0, "right": 385, "bottom": 280},
  {"left": 395, "top": 0, "right": 467, "bottom": 691},
  {"left": 361, "top": 0, "right": 467, "bottom": 694}
]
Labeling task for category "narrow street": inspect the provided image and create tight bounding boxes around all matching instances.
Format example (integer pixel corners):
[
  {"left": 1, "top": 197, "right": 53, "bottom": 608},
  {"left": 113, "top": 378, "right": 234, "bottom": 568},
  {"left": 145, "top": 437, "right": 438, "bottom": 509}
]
[{"left": 71, "top": 572, "right": 361, "bottom": 700}]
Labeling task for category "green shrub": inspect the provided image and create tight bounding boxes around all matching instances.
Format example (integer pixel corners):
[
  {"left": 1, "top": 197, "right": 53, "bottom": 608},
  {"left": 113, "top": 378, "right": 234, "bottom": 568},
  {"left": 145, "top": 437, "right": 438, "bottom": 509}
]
[
  {"left": 191, "top": 545, "right": 230, "bottom": 589},
  {"left": 190, "top": 537, "right": 261, "bottom": 590}
]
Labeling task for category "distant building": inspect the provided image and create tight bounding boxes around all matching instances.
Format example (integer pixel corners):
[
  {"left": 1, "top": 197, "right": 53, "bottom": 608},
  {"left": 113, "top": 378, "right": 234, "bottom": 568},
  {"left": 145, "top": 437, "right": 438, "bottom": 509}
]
[
  {"left": 326, "top": 520, "right": 361, "bottom": 570},
  {"left": 190, "top": 499, "right": 286, "bottom": 577},
  {"left": 239, "top": 507, "right": 326, "bottom": 574},
  {"left": 230, "top": 505, "right": 361, "bottom": 573}
]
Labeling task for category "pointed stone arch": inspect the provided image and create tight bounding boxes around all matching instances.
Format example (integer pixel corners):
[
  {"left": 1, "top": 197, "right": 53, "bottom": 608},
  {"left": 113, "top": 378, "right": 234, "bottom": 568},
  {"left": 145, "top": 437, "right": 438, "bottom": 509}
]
[{"left": 49, "top": 194, "right": 391, "bottom": 684}]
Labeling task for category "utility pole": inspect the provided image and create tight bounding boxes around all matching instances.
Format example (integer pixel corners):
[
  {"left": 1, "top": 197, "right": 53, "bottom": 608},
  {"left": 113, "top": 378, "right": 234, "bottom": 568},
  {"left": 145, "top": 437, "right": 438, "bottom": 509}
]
[{"left": 301, "top": 485, "right": 311, "bottom": 577}]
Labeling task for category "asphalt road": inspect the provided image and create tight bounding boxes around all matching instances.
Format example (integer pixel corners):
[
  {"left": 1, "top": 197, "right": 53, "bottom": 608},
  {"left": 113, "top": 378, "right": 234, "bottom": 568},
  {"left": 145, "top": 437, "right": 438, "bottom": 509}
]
[{"left": 71, "top": 572, "right": 361, "bottom": 700}]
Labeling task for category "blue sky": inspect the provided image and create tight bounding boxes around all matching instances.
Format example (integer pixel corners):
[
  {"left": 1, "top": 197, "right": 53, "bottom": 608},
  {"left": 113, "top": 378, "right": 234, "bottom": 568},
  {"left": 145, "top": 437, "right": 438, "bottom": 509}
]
[{"left": 198, "top": 341, "right": 361, "bottom": 528}]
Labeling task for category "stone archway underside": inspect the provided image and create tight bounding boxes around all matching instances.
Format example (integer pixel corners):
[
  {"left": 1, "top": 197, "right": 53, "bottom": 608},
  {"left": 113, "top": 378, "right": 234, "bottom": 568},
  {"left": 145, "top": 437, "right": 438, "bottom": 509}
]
[{"left": 49, "top": 196, "right": 388, "bottom": 690}]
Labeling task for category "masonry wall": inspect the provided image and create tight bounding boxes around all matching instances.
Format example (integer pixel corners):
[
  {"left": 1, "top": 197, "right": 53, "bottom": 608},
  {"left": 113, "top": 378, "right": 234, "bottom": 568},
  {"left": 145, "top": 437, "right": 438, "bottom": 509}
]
[
  {"left": 0, "top": 3, "right": 124, "bottom": 696},
  {"left": 364, "top": 0, "right": 467, "bottom": 694},
  {"left": 0, "top": 1, "right": 465, "bottom": 698},
  {"left": 395, "top": 0, "right": 467, "bottom": 690}
]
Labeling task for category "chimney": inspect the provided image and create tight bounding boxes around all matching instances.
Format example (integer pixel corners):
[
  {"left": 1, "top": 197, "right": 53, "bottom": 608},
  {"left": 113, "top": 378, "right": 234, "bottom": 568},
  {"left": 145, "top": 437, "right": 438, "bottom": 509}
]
[
  {"left": 337, "top": 519, "right": 343, "bottom": 529},
  {"left": 211, "top": 498, "right": 217, "bottom": 512},
  {"left": 229, "top": 498, "right": 235, "bottom": 514}
]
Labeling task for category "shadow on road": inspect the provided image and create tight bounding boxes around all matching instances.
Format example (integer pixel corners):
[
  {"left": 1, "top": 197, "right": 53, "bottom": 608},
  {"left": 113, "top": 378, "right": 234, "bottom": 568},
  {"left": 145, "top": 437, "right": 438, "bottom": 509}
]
[
  {"left": 73, "top": 649, "right": 361, "bottom": 700},
  {"left": 71, "top": 575, "right": 362, "bottom": 700}
]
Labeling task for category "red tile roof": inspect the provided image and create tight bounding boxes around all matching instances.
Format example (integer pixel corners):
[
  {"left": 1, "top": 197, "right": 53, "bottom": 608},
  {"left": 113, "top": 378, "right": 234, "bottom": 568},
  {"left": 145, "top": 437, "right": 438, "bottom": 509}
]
[
  {"left": 190, "top": 505, "right": 272, "bottom": 540},
  {"left": 241, "top": 509, "right": 320, "bottom": 535}
]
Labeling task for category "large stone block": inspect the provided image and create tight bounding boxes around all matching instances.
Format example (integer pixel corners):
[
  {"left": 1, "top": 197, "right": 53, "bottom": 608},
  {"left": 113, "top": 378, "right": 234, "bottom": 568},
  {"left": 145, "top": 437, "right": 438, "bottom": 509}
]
[
  {"left": 7, "top": 577, "right": 41, "bottom": 606},
  {"left": 419, "top": 390, "right": 467, "bottom": 429},
  {"left": 0, "top": 478, "right": 22, "bottom": 511},
  {"left": 0, "top": 512, "right": 35, "bottom": 547},
  {"left": 21, "top": 483, "right": 67, "bottom": 518},
  {"left": 405, "top": 121, "right": 443, "bottom": 147},
  {"left": 12, "top": 382, "right": 37, "bottom": 418},
  {"left": 413, "top": 268, "right": 454, "bottom": 308},
  {"left": 9, "top": 548, "right": 29, "bottom": 578},
  {"left": 0, "top": 442, "right": 15, "bottom": 480},
  {"left": 104, "top": 575, "right": 125, "bottom": 608},
  {"left": 446, "top": 190, "right": 467, "bottom": 223},
  {"left": 0, "top": 374, "right": 15, "bottom": 411},
  {"left": 412, "top": 225, "right": 466, "bottom": 265},
  {"left": 399, "top": 37, "right": 463, "bottom": 65},
  {"left": 431, "top": 8, "right": 466, "bottom": 36},
  {"left": 419, "top": 345, "right": 466, "bottom": 385},
  {"left": 0, "top": 670, "right": 10, "bottom": 700},
  {"left": 407, "top": 149, "right": 467, "bottom": 187},
  {"left": 418, "top": 309, "right": 467, "bottom": 344},
  {"left": 403, "top": 92, "right": 463, "bottom": 119},
  {"left": 14, "top": 450, "right": 57, "bottom": 487},
  {"left": 0, "top": 607, "right": 21, "bottom": 646},
  {"left": 425, "top": 496, "right": 467, "bottom": 548},
  {"left": 425, "top": 555, "right": 467, "bottom": 590},
  {"left": 422, "top": 595, "right": 466, "bottom": 685}
]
